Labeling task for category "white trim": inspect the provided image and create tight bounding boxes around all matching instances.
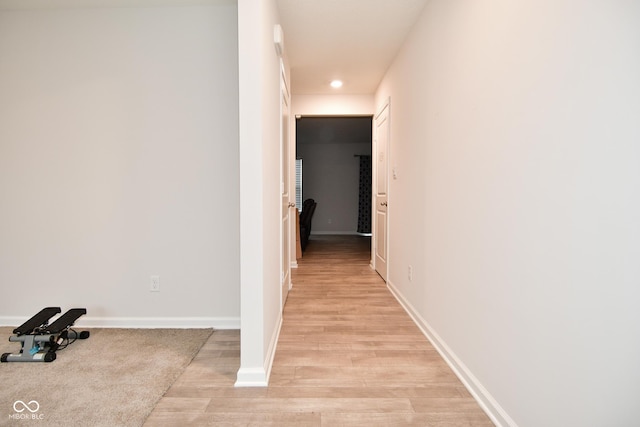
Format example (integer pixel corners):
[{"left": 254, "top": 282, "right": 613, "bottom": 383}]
[
  {"left": 235, "top": 314, "right": 283, "bottom": 387},
  {"left": 0, "top": 316, "right": 240, "bottom": 330},
  {"left": 234, "top": 367, "right": 268, "bottom": 387},
  {"left": 264, "top": 313, "right": 283, "bottom": 381},
  {"left": 386, "top": 280, "right": 517, "bottom": 427}
]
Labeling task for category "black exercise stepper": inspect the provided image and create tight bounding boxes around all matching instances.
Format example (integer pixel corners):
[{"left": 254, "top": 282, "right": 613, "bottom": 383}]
[
  {"left": 13, "top": 307, "right": 61, "bottom": 336},
  {"left": 2, "top": 307, "right": 89, "bottom": 363},
  {"left": 44, "top": 308, "right": 87, "bottom": 334}
]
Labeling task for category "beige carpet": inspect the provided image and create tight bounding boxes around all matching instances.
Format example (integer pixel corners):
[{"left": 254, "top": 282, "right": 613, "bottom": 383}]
[{"left": 0, "top": 327, "right": 213, "bottom": 427}]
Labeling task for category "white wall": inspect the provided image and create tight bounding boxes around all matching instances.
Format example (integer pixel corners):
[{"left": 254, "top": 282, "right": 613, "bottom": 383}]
[
  {"left": 376, "top": 1, "right": 640, "bottom": 426},
  {"left": 236, "top": 0, "right": 286, "bottom": 386},
  {"left": 293, "top": 94, "right": 374, "bottom": 116},
  {"left": 0, "top": 2, "right": 240, "bottom": 327}
]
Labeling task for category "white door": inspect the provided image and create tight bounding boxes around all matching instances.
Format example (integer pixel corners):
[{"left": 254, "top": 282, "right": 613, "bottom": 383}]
[
  {"left": 374, "top": 101, "right": 389, "bottom": 281},
  {"left": 280, "top": 62, "right": 292, "bottom": 310}
]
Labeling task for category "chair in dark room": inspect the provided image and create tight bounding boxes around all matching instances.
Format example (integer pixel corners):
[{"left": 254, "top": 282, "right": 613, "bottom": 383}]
[{"left": 299, "top": 198, "right": 317, "bottom": 251}]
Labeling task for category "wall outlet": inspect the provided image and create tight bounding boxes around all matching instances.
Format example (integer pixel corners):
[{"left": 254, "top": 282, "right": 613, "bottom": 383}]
[
  {"left": 150, "top": 275, "right": 160, "bottom": 292},
  {"left": 408, "top": 265, "right": 413, "bottom": 282}
]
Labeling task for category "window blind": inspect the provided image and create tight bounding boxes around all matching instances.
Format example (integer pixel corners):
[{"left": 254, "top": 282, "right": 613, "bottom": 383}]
[{"left": 295, "top": 159, "right": 302, "bottom": 211}]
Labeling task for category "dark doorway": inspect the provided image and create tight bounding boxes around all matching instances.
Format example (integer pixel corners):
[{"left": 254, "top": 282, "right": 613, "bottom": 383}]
[{"left": 295, "top": 116, "right": 373, "bottom": 239}]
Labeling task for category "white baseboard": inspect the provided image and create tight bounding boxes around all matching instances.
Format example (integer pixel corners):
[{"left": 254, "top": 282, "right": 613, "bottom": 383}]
[
  {"left": 386, "top": 280, "right": 517, "bottom": 427},
  {"left": 0, "top": 316, "right": 240, "bottom": 330},
  {"left": 264, "top": 313, "right": 283, "bottom": 382},
  {"left": 235, "top": 313, "right": 283, "bottom": 387},
  {"left": 234, "top": 367, "right": 268, "bottom": 387}
]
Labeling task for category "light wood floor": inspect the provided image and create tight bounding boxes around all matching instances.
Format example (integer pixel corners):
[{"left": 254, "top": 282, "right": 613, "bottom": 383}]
[{"left": 144, "top": 235, "right": 493, "bottom": 426}]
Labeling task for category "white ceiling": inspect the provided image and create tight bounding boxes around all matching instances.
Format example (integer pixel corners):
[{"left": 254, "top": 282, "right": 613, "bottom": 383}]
[
  {"left": 276, "top": 0, "right": 429, "bottom": 95},
  {"left": 0, "top": 0, "right": 428, "bottom": 95}
]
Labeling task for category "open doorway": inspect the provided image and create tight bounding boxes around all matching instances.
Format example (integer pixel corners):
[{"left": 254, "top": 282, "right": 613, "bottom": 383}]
[{"left": 295, "top": 116, "right": 373, "bottom": 255}]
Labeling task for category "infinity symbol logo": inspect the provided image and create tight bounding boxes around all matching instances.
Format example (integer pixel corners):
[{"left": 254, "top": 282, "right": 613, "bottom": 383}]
[{"left": 13, "top": 400, "right": 40, "bottom": 413}]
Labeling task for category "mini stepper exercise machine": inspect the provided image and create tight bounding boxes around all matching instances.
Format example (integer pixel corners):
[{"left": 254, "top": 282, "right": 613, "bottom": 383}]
[{"left": 1, "top": 307, "right": 89, "bottom": 363}]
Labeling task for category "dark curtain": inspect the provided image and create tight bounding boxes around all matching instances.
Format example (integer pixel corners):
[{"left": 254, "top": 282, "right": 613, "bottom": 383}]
[{"left": 357, "top": 155, "right": 372, "bottom": 234}]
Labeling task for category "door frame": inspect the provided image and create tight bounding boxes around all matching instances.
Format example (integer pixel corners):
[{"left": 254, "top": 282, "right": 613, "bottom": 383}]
[{"left": 280, "top": 59, "right": 292, "bottom": 311}]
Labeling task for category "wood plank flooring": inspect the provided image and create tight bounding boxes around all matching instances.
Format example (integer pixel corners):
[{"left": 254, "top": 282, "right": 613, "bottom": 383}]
[{"left": 144, "top": 235, "right": 493, "bottom": 426}]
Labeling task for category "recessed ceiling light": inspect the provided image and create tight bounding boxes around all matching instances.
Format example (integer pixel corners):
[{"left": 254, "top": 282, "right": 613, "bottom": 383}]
[{"left": 330, "top": 80, "right": 343, "bottom": 88}]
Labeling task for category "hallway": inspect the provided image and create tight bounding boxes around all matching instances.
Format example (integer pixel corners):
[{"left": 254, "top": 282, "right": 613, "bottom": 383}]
[{"left": 145, "top": 235, "right": 493, "bottom": 426}]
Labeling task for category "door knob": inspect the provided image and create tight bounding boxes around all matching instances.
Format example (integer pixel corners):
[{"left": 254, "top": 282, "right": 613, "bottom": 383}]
[
  {"left": 380, "top": 202, "right": 388, "bottom": 206},
  {"left": 288, "top": 202, "right": 296, "bottom": 208}
]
